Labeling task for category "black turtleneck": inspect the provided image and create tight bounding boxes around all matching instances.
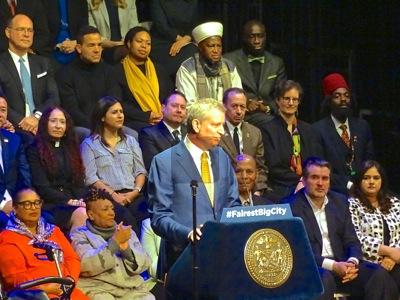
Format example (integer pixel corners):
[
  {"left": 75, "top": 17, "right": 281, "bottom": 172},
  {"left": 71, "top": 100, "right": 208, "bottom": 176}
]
[{"left": 56, "top": 58, "right": 120, "bottom": 128}]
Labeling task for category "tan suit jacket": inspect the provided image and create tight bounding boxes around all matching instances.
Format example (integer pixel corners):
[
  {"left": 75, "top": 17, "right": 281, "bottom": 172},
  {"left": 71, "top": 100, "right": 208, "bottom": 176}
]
[{"left": 219, "top": 122, "right": 269, "bottom": 192}]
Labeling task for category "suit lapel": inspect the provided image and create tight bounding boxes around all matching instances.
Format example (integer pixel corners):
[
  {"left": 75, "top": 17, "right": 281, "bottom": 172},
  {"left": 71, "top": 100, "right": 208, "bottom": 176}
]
[
  {"left": 299, "top": 192, "right": 323, "bottom": 249},
  {"left": 209, "top": 147, "right": 220, "bottom": 209},
  {"left": 220, "top": 123, "right": 237, "bottom": 159},
  {"left": 0, "top": 131, "right": 7, "bottom": 175},
  {"left": 158, "top": 122, "right": 176, "bottom": 147},
  {"left": 28, "top": 54, "right": 38, "bottom": 105},
  {"left": 2, "top": 54, "right": 24, "bottom": 97},
  {"left": 99, "top": 2, "right": 110, "bottom": 28},
  {"left": 175, "top": 142, "right": 202, "bottom": 183},
  {"left": 238, "top": 50, "right": 257, "bottom": 92},
  {"left": 241, "top": 123, "right": 251, "bottom": 154}
]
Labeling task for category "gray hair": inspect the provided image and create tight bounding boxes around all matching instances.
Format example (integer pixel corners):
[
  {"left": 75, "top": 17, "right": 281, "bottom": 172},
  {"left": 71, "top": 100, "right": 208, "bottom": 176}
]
[{"left": 186, "top": 98, "right": 225, "bottom": 134}]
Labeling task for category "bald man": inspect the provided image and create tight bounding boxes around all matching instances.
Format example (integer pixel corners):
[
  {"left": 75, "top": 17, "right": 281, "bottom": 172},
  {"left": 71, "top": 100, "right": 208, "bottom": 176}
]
[{"left": 234, "top": 154, "right": 274, "bottom": 205}]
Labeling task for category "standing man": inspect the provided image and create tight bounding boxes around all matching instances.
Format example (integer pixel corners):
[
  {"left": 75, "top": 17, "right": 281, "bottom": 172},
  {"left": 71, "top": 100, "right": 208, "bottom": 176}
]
[
  {"left": 219, "top": 87, "right": 269, "bottom": 194},
  {"left": 0, "top": 92, "right": 31, "bottom": 229},
  {"left": 313, "top": 73, "right": 374, "bottom": 194},
  {"left": 0, "top": 14, "right": 59, "bottom": 136},
  {"left": 148, "top": 98, "right": 240, "bottom": 277},
  {"left": 225, "top": 20, "right": 286, "bottom": 127},
  {"left": 284, "top": 157, "right": 397, "bottom": 300},
  {"left": 139, "top": 91, "right": 187, "bottom": 170},
  {"left": 176, "top": 21, "right": 242, "bottom": 104}
]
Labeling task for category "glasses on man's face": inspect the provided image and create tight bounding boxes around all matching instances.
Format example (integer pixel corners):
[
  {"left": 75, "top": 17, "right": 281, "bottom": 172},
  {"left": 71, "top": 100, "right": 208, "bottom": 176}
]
[
  {"left": 9, "top": 27, "right": 34, "bottom": 34},
  {"left": 16, "top": 199, "right": 43, "bottom": 210},
  {"left": 281, "top": 96, "right": 299, "bottom": 104}
]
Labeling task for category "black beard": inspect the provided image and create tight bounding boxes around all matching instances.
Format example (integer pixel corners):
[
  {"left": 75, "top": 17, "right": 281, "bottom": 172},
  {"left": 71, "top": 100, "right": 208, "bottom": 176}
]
[{"left": 331, "top": 106, "right": 352, "bottom": 122}]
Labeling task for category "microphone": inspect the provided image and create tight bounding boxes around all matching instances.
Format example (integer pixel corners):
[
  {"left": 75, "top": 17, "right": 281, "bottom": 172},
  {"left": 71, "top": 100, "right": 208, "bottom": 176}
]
[{"left": 190, "top": 180, "right": 198, "bottom": 197}]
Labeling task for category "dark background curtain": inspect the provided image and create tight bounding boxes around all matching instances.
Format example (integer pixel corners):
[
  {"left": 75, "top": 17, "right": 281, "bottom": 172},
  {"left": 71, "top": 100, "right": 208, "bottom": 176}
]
[{"left": 142, "top": 0, "right": 400, "bottom": 191}]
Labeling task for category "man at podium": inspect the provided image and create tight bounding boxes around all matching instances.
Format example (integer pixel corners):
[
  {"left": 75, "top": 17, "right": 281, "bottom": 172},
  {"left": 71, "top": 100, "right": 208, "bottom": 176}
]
[
  {"left": 285, "top": 157, "right": 398, "bottom": 299},
  {"left": 148, "top": 98, "right": 240, "bottom": 280}
]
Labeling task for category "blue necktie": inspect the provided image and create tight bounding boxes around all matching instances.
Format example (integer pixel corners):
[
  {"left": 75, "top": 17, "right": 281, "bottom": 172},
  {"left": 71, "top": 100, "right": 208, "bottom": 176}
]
[{"left": 19, "top": 57, "right": 35, "bottom": 114}]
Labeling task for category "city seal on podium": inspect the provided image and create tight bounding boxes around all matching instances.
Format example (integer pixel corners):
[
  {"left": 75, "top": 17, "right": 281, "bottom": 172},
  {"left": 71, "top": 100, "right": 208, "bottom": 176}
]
[{"left": 244, "top": 228, "right": 293, "bottom": 288}]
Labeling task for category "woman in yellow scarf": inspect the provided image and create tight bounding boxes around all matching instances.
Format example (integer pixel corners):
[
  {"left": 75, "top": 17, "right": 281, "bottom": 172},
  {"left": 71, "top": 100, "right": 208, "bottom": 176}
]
[{"left": 115, "top": 26, "right": 172, "bottom": 131}]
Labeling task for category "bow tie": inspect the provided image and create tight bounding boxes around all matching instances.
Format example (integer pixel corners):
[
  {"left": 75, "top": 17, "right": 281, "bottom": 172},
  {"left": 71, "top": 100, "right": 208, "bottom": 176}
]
[{"left": 248, "top": 55, "right": 265, "bottom": 64}]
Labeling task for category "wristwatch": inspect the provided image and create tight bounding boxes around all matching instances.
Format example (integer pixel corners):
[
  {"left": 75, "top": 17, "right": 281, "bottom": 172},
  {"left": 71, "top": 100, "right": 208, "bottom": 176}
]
[{"left": 133, "top": 186, "right": 142, "bottom": 193}]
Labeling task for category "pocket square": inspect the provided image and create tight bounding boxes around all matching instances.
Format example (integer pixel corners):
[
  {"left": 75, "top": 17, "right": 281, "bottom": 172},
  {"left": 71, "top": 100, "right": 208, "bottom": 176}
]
[
  {"left": 267, "top": 74, "right": 277, "bottom": 79},
  {"left": 36, "top": 71, "right": 47, "bottom": 78}
]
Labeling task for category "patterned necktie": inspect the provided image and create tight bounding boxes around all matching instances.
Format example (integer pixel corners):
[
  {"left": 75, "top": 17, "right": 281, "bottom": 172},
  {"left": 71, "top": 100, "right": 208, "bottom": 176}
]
[
  {"left": 19, "top": 57, "right": 35, "bottom": 114},
  {"left": 172, "top": 129, "right": 180, "bottom": 143},
  {"left": 233, "top": 127, "right": 240, "bottom": 154},
  {"left": 8, "top": 0, "right": 16, "bottom": 16},
  {"left": 339, "top": 124, "right": 351, "bottom": 148}
]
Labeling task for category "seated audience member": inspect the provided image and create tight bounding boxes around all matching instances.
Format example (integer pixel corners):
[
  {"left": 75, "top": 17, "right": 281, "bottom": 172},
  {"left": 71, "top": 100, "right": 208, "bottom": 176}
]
[
  {"left": 0, "top": 188, "right": 88, "bottom": 299},
  {"left": 115, "top": 26, "right": 172, "bottom": 131},
  {"left": 41, "top": 0, "right": 88, "bottom": 65},
  {"left": 0, "top": 94, "right": 31, "bottom": 230},
  {"left": 234, "top": 154, "right": 273, "bottom": 205},
  {"left": 70, "top": 189, "right": 155, "bottom": 300},
  {"left": 56, "top": 25, "right": 118, "bottom": 130},
  {"left": 313, "top": 73, "right": 374, "bottom": 194},
  {"left": 139, "top": 90, "right": 187, "bottom": 170},
  {"left": 149, "top": 0, "right": 199, "bottom": 80},
  {"left": 225, "top": 20, "right": 286, "bottom": 127},
  {"left": 81, "top": 96, "right": 148, "bottom": 234},
  {"left": 176, "top": 21, "right": 242, "bottom": 104},
  {"left": 349, "top": 160, "right": 400, "bottom": 291},
  {"left": 0, "top": 0, "right": 50, "bottom": 55},
  {"left": 262, "top": 80, "right": 321, "bottom": 199},
  {"left": 26, "top": 106, "right": 88, "bottom": 232},
  {"left": 87, "top": 0, "right": 140, "bottom": 63},
  {"left": 219, "top": 87, "right": 269, "bottom": 194},
  {"left": 284, "top": 157, "right": 398, "bottom": 300},
  {"left": 0, "top": 14, "right": 59, "bottom": 136}
]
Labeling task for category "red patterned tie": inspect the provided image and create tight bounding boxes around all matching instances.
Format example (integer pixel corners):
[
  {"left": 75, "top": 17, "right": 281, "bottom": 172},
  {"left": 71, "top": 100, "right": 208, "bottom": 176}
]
[
  {"left": 8, "top": 0, "right": 16, "bottom": 16},
  {"left": 339, "top": 124, "right": 351, "bottom": 148}
]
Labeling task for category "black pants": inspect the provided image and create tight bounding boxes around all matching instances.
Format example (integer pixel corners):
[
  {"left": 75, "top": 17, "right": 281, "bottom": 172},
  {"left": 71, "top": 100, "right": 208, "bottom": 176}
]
[{"left": 318, "top": 261, "right": 398, "bottom": 300}]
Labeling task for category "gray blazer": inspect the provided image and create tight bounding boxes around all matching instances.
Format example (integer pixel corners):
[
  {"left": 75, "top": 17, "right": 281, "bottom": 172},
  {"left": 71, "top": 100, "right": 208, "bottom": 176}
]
[{"left": 87, "top": 0, "right": 139, "bottom": 41}]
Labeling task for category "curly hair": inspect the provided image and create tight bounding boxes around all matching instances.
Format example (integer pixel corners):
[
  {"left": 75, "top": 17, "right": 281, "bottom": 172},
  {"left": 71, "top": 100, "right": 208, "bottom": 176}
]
[
  {"left": 84, "top": 188, "right": 114, "bottom": 211},
  {"left": 350, "top": 160, "right": 392, "bottom": 214},
  {"left": 34, "top": 107, "right": 85, "bottom": 184}
]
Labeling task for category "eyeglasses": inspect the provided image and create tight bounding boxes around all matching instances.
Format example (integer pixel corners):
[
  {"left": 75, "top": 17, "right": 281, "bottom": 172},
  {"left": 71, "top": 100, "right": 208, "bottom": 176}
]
[
  {"left": 16, "top": 199, "right": 43, "bottom": 209},
  {"left": 8, "top": 27, "right": 34, "bottom": 34},
  {"left": 281, "top": 96, "right": 299, "bottom": 103}
]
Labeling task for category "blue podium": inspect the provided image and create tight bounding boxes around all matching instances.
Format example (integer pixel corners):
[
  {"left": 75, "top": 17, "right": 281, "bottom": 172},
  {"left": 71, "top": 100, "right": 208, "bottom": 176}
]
[{"left": 166, "top": 205, "right": 323, "bottom": 299}]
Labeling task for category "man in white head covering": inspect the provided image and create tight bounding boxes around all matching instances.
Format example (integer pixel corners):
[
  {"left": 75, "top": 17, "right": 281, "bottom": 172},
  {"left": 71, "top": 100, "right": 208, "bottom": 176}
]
[{"left": 176, "top": 21, "right": 242, "bottom": 104}]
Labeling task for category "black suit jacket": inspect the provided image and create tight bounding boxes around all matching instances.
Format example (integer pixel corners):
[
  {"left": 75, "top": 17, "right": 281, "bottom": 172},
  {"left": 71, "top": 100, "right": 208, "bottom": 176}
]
[
  {"left": 0, "top": 129, "right": 31, "bottom": 198},
  {"left": 139, "top": 121, "right": 187, "bottom": 170},
  {"left": 0, "top": 0, "right": 50, "bottom": 55},
  {"left": 41, "top": 0, "right": 88, "bottom": 47},
  {"left": 312, "top": 116, "right": 374, "bottom": 194},
  {"left": 0, "top": 52, "right": 59, "bottom": 125},
  {"left": 284, "top": 189, "right": 362, "bottom": 266}
]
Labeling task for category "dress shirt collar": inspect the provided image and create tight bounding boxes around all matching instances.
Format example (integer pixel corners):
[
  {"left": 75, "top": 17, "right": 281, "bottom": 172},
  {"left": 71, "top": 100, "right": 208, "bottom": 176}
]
[
  {"left": 331, "top": 114, "right": 349, "bottom": 132},
  {"left": 163, "top": 120, "right": 181, "bottom": 136},
  {"left": 304, "top": 192, "right": 329, "bottom": 212},
  {"left": 184, "top": 135, "right": 209, "bottom": 160},
  {"left": 225, "top": 120, "right": 242, "bottom": 134}
]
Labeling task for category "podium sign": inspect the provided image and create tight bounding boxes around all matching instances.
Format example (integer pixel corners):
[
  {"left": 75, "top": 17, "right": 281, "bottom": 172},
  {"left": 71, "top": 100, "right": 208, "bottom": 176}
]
[{"left": 167, "top": 207, "right": 323, "bottom": 299}]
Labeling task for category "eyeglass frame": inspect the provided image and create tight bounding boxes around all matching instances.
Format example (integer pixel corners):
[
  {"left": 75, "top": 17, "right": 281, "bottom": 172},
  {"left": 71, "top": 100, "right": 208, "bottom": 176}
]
[
  {"left": 280, "top": 96, "right": 300, "bottom": 104},
  {"left": 15, "top": 199, "right": 43, "bottom": 210}
]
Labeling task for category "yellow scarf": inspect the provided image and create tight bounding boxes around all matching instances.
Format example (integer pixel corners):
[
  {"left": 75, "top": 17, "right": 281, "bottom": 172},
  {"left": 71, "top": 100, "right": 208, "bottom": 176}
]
[{"left": 122, "top": 56, "right": 161, "bottom": 113}]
